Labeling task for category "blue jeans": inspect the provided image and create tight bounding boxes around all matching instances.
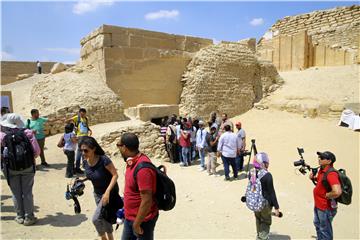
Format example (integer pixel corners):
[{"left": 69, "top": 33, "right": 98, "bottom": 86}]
[
  {"left": 121, "top": 215, "right": 158, "bottom": 240},
  {"left": 198, "top": 148, "right": 205, "bottom": 168},
  {"left": 235, "top": 155, "right": 244, "bottom": 171},
  {"left": 221, "top": 155, "right": 237, "bottom": 178},
  {"left": 314, "top": 207, "right": 337, "bottom": 240},
  {"left": 181, "top": 147, "right": 190, "bottom": 165},
  {"left": 177, "top": 144, "right": 183, "bottom": 163}
]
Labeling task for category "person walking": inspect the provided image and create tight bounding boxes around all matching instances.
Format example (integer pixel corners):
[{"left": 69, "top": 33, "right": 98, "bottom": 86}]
[
  {"left": 117, "top": 133, "right": 159, "bottom": 240},
  {"left": 251, "top": 152, "right": 281, "bottom": 240},
  {"left": 310, "top": 151, "right": 342, "bottom": 240},
  {"left": 36, "top": 61, "right": 42, "bottom": 74},
  {"left": 1, "top": 113, "right": 40, "bottom": 226},
  {"left": 217, "top": 124, "right": 240, "bottom": 181},
  {"left": 179, "top": 123, "right": 191, "bottom": 167},
  {"left": 78, "top": 137, "right": 119, "bottom": 240},
  {"left": 27, "top": 109, "right": 49, "bottom": 167},
  {"left": 61, "top": 123, "right": 77, "bottom": 178},
  {"left": 196, "top": 120, "right": 207, "bottom": 171}
]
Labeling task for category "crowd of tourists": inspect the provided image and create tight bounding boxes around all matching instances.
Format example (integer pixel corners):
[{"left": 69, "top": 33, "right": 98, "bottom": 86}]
[{"left": 160, "top": 112, "right": 247, "bottom": 181}]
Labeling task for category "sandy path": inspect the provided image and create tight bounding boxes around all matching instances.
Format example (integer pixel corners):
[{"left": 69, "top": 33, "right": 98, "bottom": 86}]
[{"left": 1, "top": 109, "right": 359, "bottom": 239}]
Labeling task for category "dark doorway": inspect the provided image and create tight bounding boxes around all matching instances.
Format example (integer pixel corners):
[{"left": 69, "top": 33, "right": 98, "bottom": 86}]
[{"left": 151, "top": 117, "right": 164, "bottom": 126}]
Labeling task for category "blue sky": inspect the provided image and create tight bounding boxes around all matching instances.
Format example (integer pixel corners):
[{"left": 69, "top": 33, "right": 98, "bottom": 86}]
[{"left": 1, "top": 1, "right": 358, "bottom": 63}]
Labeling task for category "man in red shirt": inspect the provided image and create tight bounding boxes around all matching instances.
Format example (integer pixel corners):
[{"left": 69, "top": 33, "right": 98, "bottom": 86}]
[
  {"left": 310, "top": 151, "right": 342, "bottom": 240},
  {"left": 117, "top": 133, "right": 158, "bottom": 240}
]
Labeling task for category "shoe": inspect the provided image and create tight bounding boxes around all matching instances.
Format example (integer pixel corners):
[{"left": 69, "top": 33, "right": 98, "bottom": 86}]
[
  {"left": 224, "top": 176, "right": 231, "bottom": 181},
  {"left": 233, "top": 176, "right": 239, "bottom": 180},
  {"left": 41, "top": 162, "right": 49, "bottom": 167},
  {"left": 207, "top": 172, "right": 212, "bottom": 176},
  {"left": 14, "top": 216, "right": 24, "bottom": 224},
  {"left": 75, "top": 168, "right": 84, "bottom": 174},
  {"left": 23, "top": 216, "right": 37, "bottom": 226},
  {"left": 179, "top": 162, "right": 185, "bottom": 167},
  {"left": 198, "top": 167, "right": 205, "bottom": 172}
]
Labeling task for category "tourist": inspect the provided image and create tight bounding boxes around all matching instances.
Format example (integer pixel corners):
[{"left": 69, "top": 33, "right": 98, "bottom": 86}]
[
  {"left": 62, "top": 123, "right": 77, "bottom": 178},
  {"left": 205, "top": 126, "right": 220, "bottom": 176},
  {"left": 252, "top": 152, "right": 280, "bottom": 240},
  {"left": 179, "top": 123, "right": 191, "bottom": 166},
  {"left": 117, "top": 133, "right": 159, "bottom": 240},
  {"left": 27, "top": 109, "right": 49, "bottom": 167},
  {"left": 310, "top": 151, "right": 341, "bottom": 240},
  {"left": 217, "top": 124, "right": 240, "bottom": 180},
  {"left": 165, "top": 117, "right": 178, "bottom": 163},
  {"left": 196, "top": 120, "right": 208, "bottom": 171},
  {"left": 219, "top": 113, "right": 234, "bottom": 134},
  {"left": 0, "top": 113, "right": 40, "bottom": 226},
  {"left": 36, "top": 61, "right": 42, "bottom": 74},
  {"left": 235, "top": 121, "right": 246, "bottom": 171},
  {"left": 78, "top": 136, "right": 119, "bottom": 240},
  {"left": 68, "top": 108, "right": 92, "bottom": 174}
]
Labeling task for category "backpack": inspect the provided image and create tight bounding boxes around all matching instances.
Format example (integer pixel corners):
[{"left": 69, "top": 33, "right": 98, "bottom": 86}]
[
  {"left": 2, "top": 128, "right": 35, "bottom": 184},
  {"left": 101, "top": 189, "right": 124, "bottom": 224},
  {"left": 75, "top": 114, "right": 89, "bottom": 134},
  {"left": 168, "top": 126, "right": 176, "bottom": 143},
  {"left": 245, "top": 169, "right": 268, "bottom": 212},
  {"left": 322, "top": 168, "right": 352, "bottom": 205},
  {"left": 134, "top": 161, "right": 176, "bottom": 211}
]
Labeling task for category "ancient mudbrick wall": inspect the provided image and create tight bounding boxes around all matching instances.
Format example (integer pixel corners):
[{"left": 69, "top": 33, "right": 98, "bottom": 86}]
[
  {"left": 80, "top": 25, "right": 213, "bottom": 108},
  {"left": 1, "top": 61, "right": 58, "bottom": 85},
  {"left": 179, "top": 43, "right": 281, "bottom": 119}
]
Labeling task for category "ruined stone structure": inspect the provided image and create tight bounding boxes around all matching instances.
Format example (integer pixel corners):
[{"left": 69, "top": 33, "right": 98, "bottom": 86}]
[
  {"left": 30, "top": 66, "right": 127, "bottom": 135},
  {"left": 258, "top": 5, "right": 360, "bottom": 71},
  {"left": 179, "top": 43, "right": 281, "bottom": 119},
  {"left": 126, "top": 104, "right": 179, "bottom": 122},
  {"left": 80, "top": 25, "right": 213, "bottom": 108},
  {"left": 0, "top": 61, "right": 60, "bottom": 85},
  {"left": 99, "top": 121, "right": 169, "bottom": 162}
]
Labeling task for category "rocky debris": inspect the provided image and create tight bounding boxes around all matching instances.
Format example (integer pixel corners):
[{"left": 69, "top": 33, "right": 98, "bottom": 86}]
[
  {"left": 179, "top": 43, "right": 281, "bottom": 119},
  {"left": 98, "top": 121, "right": 169, "bottom": 162},
  {"left": 16, "top": 73, "right": 33, "bottom": 80},
  {"left": 50, "top": 62, "right": 67, "bottom": 74}
]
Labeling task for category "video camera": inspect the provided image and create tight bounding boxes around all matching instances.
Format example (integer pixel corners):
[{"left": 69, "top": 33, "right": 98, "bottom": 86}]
[
  {"left": 294, "top": 148, "right": 318, "bottom": 184},
  {"left": 65, "top": 178, "right": 85, "bottom": 214}
]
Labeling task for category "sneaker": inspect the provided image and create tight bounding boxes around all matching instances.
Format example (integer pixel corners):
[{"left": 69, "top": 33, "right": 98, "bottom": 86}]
[
  {"left": 75, "top": 168, "right": 84, "bottom": 174},
  {"left": 14, "top": 216, "right": 24, "bottom": 224},
  {"left": 224, "top": 176, "right": 231, "bottom": 181},
  {"left": 233, "top": 176, "right": 239, "bottom": 180},
  {"left": 41, "top": 162, "right": 49, "bottom": 167},
  {"left": 23, "top": 216, "right": 37, "bottom": 226},
  {"left": 198, "top": 167, "right": 205, "bottom": 172}
]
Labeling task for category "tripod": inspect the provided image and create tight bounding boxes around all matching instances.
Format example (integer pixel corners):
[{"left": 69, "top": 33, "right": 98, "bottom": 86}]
[{"left": 245, "top": 139, "right": 258, "bottom": 173}]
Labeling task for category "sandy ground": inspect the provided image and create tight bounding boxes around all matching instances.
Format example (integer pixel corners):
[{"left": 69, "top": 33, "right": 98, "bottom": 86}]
[{"left": 1, "top": 109, "right": 359, "bottom": 240}]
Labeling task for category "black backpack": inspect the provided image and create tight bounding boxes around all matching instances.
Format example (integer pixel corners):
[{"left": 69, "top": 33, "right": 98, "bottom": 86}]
[
  {"left": 134, "top": 161, "right": 176, "bottom": 211},
  {"left": 168, "top": 126, "right": 176, "bottom": 143},
  {"left": 322, "top": 168, "right": 352, "bottom": 205},
  {"left": 101, "top": 187, "right": 124, "bottom": 224},
  {"left": 2, "top": 128, "right": 35, "bottom": 184}
]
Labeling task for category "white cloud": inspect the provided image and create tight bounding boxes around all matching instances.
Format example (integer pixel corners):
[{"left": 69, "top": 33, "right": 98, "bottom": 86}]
[
  {"left": 0, "top": 51, "right": 15, "bottom": 61},
  {"left": 44, "top": 48, "right": 80, "bottom": 55},
  {"left": 145, "top": 10, "right": 179, "bottom": 21},
  {"left": 250, "top": 18, "right": 264, "bottom": 27},
  {"left": 73, "top": 0, "right": 114, "bottom": 15}
]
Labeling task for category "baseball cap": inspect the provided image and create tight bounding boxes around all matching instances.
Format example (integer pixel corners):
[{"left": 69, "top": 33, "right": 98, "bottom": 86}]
[{"left": 317, "top": 151, "right": 336, "bottom": 163}]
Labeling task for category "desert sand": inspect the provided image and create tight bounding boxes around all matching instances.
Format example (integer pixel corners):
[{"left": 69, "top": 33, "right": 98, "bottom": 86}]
[{"left": 1, "top": 66, "right": 359, "bottom": 239}]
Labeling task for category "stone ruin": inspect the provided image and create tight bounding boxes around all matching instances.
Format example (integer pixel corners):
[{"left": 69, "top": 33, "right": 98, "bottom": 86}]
[{"left": 179, "top": 43, "right": 281, "bottom": 119}]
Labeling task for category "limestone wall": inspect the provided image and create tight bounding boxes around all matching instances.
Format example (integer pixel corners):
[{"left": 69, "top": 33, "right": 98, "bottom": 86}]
[
  {"left": 80, "top": 25, "right": 213, "bottom": 108},
  {"left": 1, "top": 61, "right": 58, "bottom": 85},
  {"left": 98, "top": 121, "right": 169, "bottom": 162},
  {"left": 258, "top": 5, "right": 360, "bottom": 71},
  {"left": 179, "top": 43, "right": 282, "bottom": 119}
]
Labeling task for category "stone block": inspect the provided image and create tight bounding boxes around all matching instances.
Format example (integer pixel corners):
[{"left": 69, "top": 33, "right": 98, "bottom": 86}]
[
  {"left": 122, "top": 47, "right": 144, "bottom": 59},
  {"left": 314, "top": 44, "right": 326, "bottom": 66},
  {"left": 112, "top": 33, "right": 130, "bottom": 47},
  {"left": 130, "top": 35, "right": 146, "bottom": 48},
  {"left": 279, "top": 34, "right": 292, "bottom": 71}
]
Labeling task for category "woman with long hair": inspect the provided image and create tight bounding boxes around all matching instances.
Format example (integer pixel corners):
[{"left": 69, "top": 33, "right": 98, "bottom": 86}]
[{"left": 78, "top": 136, "right": 119, "bottom": 240}]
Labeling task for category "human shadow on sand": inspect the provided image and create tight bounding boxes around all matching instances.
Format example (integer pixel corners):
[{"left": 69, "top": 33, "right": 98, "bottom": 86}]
[
  {"left": 36, "top": 212, "right": 87, "bottom": 227},
  {"left": 0, "top": 204, "right": 40, "bottom": 214},
  {"left": 269, "top": 233, "right": 291, "bottom": 239}
]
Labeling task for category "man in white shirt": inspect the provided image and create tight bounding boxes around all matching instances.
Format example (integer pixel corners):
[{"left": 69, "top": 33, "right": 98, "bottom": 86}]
[
  {"left": 217, "top": 124, "right": 241, "bottom": 181},
  {"left": 36, "top": 61, "right": 42, "bottom": 74},
  {"left": 235, "top": 121, "right": 246, "bottom": 171},
  {"left": 196, "top": 120, "right": 208, "bottom": 171}
]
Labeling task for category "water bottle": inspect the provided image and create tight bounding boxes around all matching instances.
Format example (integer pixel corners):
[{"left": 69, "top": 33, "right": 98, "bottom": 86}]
[
  {"left": 116, "top": 208, "right": 125, "bottom": 225},
  {"left": 3, "top": 147, "right": 8, "bottom": 158},
  {"left": 330, "top": 199, "right": 337, "bottom": 209}
]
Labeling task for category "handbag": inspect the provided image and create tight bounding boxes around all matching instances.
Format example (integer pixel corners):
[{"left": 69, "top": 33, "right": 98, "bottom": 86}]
[{"left": 57, "top": 135, "right": 65, "bottom": 148}]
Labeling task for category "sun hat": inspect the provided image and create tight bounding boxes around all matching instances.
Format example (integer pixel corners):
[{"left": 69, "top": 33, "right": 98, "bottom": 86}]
[
  {"left": 0, "top": 113, "right": 26, "bottom": 129},
  {"left": 253, "top": 152, "right": 270, "bottom": 169}
]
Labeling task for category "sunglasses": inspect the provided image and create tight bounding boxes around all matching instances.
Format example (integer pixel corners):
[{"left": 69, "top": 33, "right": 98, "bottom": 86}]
[
  {"left": 80, "top": 148, "right": 89, "bottom": 153},
  {"left": 116, "top": 143, "right": 124, "bottom": 147}
]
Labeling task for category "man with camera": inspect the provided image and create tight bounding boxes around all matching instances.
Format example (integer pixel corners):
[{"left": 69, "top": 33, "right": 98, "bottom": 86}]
[{"left": 310, "top": 151, "right": 342, "bottom": 240}]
